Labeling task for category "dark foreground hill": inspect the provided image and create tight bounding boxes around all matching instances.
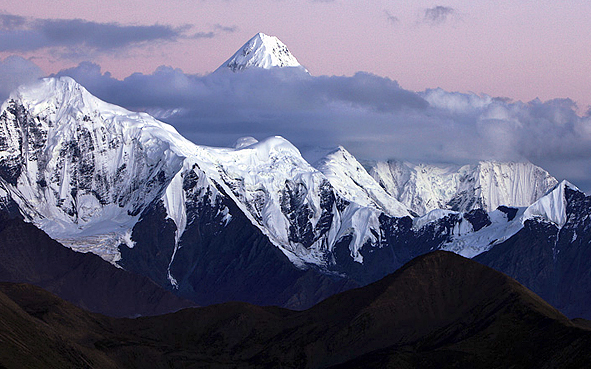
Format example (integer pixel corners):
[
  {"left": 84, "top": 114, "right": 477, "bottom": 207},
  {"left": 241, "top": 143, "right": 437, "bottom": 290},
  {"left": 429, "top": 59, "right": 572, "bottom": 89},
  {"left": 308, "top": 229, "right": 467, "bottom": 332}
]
[
  {"left": 0, "top": 211, "right": 193, "bottom": 318},
  {"left": 1, "top": 251, "right": 590, "bottom": 369}
]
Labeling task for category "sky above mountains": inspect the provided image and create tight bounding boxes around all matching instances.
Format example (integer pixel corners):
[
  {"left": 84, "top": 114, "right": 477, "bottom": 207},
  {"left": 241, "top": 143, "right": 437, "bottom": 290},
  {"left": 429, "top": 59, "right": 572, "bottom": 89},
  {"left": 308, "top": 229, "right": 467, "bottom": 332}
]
[
  {"left": 0, "top": 0, "right": 590, "bottom": 191},
  {"left": 1, "top": 0, "right": 590, "bottom": 108}
]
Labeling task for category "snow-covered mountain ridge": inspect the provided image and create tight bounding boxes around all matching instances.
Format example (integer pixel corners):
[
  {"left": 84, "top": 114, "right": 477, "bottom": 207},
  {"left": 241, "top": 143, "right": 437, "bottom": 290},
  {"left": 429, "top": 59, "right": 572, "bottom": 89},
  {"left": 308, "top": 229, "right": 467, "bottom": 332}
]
[
  {"left": 0, "top": 77, "right": 405, "bottom": 269},
  {"left": 367, "top": 160, "right": 558, "bottom": 216},
  {"left": 432, "top": 180, "right": 577, "bottom": 258},
  {"left": 0, "top": 77, "right": 568, "bottom": 270},
  {"left": 313, "top": 146, "right": 410, "bottom": 218},
  {"left": 0, "top": 77, "right": 198, "bottom": 261},
  {"left": 1, "top": 75, "right": 587, "bottom": 312}
]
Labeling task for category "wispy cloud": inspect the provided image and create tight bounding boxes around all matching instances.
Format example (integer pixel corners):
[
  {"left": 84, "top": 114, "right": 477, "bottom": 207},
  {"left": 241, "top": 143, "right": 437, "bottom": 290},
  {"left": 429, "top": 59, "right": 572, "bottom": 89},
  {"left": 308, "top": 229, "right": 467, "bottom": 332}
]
[
  {"left": 423, "top": 6, "right": 455, "bottom": 25},
  {"left": 0, "top": 13, "right": 235, "bottom": 57},
  {"left": 384, "top": 10, "right": 399, "bottom": 25},
  {"left": 214, "top": 24, "right": 238, "bottom": 33}
]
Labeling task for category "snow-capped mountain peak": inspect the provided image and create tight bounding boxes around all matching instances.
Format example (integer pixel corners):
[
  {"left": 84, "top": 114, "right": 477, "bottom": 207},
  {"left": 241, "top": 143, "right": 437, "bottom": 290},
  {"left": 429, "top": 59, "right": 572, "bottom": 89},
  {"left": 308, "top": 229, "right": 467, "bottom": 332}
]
[
  {"left": 314, "top": 146, "right": 410, "bottom": 218},
  {"left": 217, "top": 32, "right": 307, "bottom": 73},
  {"left": 522, "top": 179, "right": 578, "bottom": 228},
  {"left": 0, "top": 77, "right": 392, "bottom": 271},
  {"left": 0, "top": 76, "right": 195, "bottom": 261}
]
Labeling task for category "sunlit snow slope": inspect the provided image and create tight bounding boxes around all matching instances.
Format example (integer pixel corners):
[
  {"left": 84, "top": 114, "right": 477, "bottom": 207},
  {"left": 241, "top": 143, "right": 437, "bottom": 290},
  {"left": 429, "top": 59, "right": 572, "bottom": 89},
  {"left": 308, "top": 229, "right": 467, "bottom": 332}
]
[
  {"left": 368, "top": 160, "right": 558, "bottom": 216},
  {"left": 417, "top": 180, "right": 577, "bottom": 258},
  {"left": 216, "top": 32, "right": 308, "bottom": 73},
  {"left": 0, "top": 77, "right": 195, "bottom": 261}
]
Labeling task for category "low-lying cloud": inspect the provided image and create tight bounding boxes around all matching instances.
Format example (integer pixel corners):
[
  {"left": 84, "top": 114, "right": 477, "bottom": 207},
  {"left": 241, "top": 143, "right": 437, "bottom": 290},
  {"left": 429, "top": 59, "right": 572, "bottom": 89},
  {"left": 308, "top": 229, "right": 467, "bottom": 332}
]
[
  {"left": 6, "top": 60, "right": 587, "bottom": 193},
  {"left": 0, "top": 56, "right": 43, "bottom": 99}
]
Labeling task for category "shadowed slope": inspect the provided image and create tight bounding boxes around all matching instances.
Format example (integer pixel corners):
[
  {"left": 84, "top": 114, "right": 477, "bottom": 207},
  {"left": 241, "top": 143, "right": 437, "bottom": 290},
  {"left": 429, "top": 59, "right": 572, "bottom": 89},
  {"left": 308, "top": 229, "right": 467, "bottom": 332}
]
[
  {"left": 0, "top": 283, "right": 117, "bottom": 368},
  {"left": 91, "top": 251, "right": 591, "bottom": 368},
  {"left": 0, "top": 213, "right": 193, "bottom": 317},
  {"left": 243, "top": 250, "right": 576, "bottom": 368},
  {"left": 323, "top": 251, "right": 589, "bottom": 368},
  {"left": 476, "top": 187, "right": 591, "bottom": 319}
]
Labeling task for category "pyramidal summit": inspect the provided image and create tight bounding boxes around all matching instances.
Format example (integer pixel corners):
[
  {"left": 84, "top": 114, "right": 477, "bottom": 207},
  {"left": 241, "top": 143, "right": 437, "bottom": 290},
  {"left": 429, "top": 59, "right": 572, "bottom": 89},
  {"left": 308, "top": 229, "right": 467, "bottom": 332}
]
[{"left": 216, "top": 32, "right": 309, "bottom": 73}]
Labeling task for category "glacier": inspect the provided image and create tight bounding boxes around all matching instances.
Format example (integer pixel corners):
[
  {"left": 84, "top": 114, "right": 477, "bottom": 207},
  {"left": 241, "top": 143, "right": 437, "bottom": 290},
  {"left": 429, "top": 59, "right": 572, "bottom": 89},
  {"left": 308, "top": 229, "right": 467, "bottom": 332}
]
[{"left": 427, "top": 180, "right": 576, "bottom": 258}]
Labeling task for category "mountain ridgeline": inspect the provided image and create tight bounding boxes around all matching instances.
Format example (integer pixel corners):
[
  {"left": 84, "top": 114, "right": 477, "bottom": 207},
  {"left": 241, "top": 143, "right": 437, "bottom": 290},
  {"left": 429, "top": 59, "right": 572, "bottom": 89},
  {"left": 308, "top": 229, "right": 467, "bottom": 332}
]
[
  {"left": 2, "top": 252, "right": 591, "bottom": 368},
  {"left": 0, "top": 33, "right": 590, "bottom": 320}
]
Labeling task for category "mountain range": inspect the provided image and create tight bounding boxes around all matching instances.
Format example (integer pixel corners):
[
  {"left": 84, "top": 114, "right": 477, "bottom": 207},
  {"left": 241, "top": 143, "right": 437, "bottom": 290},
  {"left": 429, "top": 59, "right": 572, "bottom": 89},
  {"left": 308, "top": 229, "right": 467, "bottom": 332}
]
[
  {"left": 0, "top": 33, "right": 590, "bottom": 325},
  {"left": 2, "top": 251, "right": 591, "bottom": 368}
]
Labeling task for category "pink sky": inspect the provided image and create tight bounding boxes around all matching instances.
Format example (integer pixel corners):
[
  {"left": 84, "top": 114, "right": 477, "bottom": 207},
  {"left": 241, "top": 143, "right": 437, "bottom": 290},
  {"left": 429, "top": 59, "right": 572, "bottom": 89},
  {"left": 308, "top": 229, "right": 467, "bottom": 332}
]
[{"left": 1, "top": 0, "right": 590, "bottom": 109}]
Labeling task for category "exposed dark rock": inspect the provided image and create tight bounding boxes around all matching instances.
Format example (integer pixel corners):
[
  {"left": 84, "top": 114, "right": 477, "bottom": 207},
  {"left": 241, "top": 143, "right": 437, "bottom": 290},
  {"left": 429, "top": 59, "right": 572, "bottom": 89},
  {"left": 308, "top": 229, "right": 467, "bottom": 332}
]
[
  {"left": 497, "top": 205, "right": 519, "bottom": 221},
  {"left": 475, "top": 220, "right": 560, "bottom": 305},
  {"left": 119, "top": 200, "right": 178, "bottom": 288},
  {"left": 463, "top": 208, "right": 492, "bottom": 231},
  {"left": 121, "top": 170, "right": 355, "bottom": 310}
]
